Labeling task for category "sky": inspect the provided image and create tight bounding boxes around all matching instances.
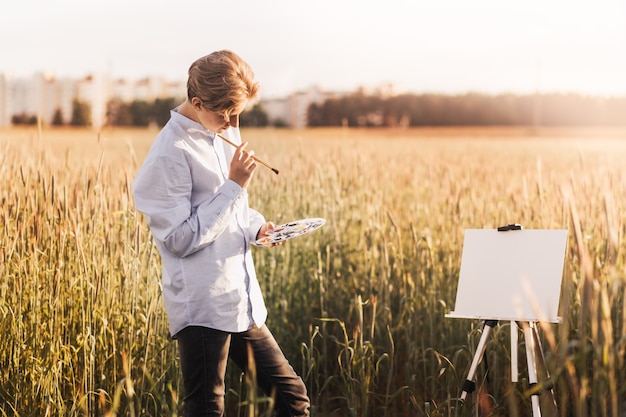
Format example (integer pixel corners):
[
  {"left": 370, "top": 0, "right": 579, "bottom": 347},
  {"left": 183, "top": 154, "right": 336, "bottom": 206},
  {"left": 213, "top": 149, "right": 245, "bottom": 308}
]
[{"left": 1, "top": 0, "right": 625, "bottom": 98}]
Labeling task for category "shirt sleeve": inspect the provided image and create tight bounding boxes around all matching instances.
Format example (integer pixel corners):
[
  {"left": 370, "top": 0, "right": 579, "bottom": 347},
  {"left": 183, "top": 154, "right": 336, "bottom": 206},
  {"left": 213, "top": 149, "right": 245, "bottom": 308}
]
[
  {"left": 132, "top": 154, "right": 246, "bottom": 257},
  {"left": 248, "top": 208, "right": 266, "bottom": 244}
]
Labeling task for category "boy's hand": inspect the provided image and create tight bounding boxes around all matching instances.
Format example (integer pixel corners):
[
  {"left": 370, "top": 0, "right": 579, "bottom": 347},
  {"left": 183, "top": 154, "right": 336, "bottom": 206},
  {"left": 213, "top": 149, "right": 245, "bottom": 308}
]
[
  {"left": 257, "top": 222, "right": 283, "bottom": 247},
  {"left": 229, "top": 141, "right": 256, "bottom": 188}
]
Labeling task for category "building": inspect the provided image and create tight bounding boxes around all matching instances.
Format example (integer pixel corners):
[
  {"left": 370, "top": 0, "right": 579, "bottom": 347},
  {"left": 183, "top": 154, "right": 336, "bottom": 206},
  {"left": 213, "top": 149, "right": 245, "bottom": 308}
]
[
  {"left": 0, "top": 72, "right": 77, "bottom": 127},
  {"left": 0, "top": 72, "right": 389, "bottom": 129},
  {"left": 0, "top": 73, "right": 9, "bottom": 127},
  {"left": 261, "top": 85, "right": 348, "bottom": 128},
  {"left": 0, "top": 72, "right": 186, "bottom": 129}
]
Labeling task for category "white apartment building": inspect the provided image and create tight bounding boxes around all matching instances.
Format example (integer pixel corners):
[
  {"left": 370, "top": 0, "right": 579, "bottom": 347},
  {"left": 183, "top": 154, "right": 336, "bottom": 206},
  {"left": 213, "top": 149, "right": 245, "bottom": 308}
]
[
  {"left": 0, "top": 74, "right": 9, "bottom": 127},
  {"left": 261, "top": 85, "right": 347, "bottom": 128},
  {"left": 0, "top": 72, "right": 186, "bottom": 129},
  {"left": 260, "top": 84, "right": 396, "bottom": 128},
  {"left": 0, "top": 72, "right": 78, "bottom": 127},
  {"left": 0, "top": 73, "right": 366, "bottom": 129}
]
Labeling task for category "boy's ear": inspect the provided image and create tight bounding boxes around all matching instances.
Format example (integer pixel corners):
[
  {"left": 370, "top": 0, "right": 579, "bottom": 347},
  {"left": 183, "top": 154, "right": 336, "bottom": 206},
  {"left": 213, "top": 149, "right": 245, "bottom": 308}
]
[{"left": 191, "top": 97, "right": 202, "bottom": 109}]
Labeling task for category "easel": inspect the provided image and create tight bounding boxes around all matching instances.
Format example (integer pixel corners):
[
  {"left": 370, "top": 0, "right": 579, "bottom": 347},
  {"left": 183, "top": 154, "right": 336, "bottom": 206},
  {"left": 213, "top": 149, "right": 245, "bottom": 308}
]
[
  {"left": 459, "top": 319, "right": 557, "bottom": 417},
  {"left": 446, "top": 225, "right": 568, "bottom": 417}
]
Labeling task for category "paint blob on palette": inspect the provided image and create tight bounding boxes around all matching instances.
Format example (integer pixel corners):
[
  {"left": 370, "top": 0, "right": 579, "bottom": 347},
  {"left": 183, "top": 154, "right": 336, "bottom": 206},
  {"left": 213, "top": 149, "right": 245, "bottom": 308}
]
[{"left": 256, "top": 218, "right": 326, "bottom": 245}]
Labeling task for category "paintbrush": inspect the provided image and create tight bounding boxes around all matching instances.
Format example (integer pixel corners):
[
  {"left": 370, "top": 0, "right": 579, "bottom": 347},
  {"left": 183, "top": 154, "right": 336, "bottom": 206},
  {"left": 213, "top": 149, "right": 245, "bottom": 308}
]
[{"left": 217, "top": 134, "right": 280, "bottom": 175}]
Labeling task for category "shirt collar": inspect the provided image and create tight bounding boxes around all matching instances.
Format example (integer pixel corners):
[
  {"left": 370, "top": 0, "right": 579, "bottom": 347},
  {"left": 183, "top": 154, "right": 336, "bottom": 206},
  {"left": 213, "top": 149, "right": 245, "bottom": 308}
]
[{"left": 170, "top": 105, "right": 216, "bottom": 140}]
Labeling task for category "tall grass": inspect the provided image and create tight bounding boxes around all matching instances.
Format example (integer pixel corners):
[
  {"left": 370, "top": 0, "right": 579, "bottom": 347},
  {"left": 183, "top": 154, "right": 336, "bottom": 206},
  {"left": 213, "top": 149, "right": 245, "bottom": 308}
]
[
  {"left": 1, "top": 128, "right": 178, "bottom": 416},
  {"left": 1, "top": 126, "right": 626, "bottom": 416}
]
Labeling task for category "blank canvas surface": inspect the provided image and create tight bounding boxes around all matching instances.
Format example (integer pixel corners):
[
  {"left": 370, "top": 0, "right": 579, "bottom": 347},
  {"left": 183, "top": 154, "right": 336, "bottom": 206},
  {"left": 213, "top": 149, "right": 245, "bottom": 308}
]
[{"left": 446, "top": 229, "right": 568, "bottom": 322}]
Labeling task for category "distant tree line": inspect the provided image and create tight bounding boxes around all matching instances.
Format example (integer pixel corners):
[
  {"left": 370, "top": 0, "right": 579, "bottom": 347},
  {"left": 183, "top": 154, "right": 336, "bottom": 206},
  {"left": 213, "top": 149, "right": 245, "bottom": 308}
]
[
  {"left": 307, "top": 92, "right": 626, "bottom": 127},
  {"left": 105, "top": 97, "right": 178, "bottom": 127},
  {"left": 9, "top": 92, "right": 625, "bottom": 128},
  {"left": 10, "top": 97, "right": 270, "bottom": 128},
  {"left": 11, "top": 99, "right": 93, "bottom": 127},
  {"left": 105, "top": 98, "right": 270, "bottom": 128}
]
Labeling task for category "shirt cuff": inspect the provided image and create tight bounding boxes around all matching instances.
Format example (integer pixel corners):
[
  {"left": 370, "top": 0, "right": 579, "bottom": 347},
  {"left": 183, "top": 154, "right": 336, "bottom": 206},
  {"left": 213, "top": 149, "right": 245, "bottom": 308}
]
[{"left": 222, "top": 179, "right": 245, "bottom": 199}]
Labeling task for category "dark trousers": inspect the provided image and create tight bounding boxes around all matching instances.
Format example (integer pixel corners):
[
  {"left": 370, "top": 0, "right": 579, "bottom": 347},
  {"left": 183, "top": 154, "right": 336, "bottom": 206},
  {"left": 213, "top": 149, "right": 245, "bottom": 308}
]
[{"left": 176, "top": 325, "right": 310, "bottom": 417}]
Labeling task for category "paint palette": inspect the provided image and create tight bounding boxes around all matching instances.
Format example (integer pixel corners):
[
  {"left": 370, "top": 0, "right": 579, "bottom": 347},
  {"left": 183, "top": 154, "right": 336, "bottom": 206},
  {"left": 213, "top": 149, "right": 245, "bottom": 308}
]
[{"left": 256, "top": 218, "right": 326, "bottom": 245}]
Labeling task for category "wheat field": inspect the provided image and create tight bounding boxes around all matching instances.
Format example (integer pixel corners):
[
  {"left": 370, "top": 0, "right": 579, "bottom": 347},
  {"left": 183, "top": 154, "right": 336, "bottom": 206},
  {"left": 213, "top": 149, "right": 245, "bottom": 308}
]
[{"left": 1, "top": 126, "right": 626, "bottom": 417}]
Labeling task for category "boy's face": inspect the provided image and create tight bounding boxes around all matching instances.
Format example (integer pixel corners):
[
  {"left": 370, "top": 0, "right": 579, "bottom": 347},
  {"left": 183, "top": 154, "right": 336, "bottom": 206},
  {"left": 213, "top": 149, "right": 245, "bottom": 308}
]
[
  {"left": 191, "top": 97, "right": 244, "bottom": 133},
  {"left": 200, "top": 109, "right": 239, "bottom": 133}
]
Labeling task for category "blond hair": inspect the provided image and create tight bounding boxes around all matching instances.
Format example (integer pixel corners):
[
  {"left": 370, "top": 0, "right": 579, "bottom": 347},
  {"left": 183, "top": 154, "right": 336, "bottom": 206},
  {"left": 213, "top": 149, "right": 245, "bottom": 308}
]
[{"left": 187, "top": 50, "right": 259, "bottom": 119}]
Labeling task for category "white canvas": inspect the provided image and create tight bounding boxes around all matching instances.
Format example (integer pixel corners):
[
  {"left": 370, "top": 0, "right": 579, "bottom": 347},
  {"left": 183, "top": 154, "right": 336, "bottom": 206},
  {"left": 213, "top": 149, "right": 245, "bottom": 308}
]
[{"left": 446, "top": 229, "right": 568, "bottom": 322}]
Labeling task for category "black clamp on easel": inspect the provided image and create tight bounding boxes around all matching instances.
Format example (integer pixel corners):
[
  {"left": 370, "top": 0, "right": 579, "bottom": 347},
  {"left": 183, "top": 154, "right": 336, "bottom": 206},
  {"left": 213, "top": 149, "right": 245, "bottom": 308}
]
[{"left": 497, "top": 223, "right": 524, "bottom": 232}]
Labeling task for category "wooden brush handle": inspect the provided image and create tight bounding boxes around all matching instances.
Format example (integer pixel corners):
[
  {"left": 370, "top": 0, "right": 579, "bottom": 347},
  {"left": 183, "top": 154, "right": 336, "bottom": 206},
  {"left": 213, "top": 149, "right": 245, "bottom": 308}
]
[{"left": 217, "top": 134, "right": 279, "bottom": 175}]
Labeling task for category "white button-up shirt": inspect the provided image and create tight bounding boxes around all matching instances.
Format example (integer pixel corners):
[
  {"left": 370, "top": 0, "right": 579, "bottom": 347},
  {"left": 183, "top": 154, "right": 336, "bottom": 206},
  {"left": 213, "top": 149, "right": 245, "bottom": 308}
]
[{"left": 132, "top": 108, "right": 268, "bottom": 336}]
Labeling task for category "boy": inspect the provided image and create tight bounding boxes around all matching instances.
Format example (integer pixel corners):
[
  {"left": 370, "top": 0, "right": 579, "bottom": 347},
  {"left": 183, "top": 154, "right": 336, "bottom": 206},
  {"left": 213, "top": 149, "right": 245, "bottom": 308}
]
[{"left": 133, "top": 50, "right": 310, "bottom": 417}]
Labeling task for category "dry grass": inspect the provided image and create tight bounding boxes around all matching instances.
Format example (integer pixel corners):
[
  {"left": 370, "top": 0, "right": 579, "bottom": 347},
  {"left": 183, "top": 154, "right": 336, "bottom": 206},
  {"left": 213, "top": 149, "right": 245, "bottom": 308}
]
[{"left": 2, "top": 126, "right": 626, "bottom": 416}]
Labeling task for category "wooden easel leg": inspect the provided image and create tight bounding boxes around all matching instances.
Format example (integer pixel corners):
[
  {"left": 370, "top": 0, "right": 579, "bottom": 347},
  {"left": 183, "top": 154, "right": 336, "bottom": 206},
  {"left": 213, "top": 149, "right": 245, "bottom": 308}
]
[
  {"left": 531, "top": 324, "right": 558, "bottom": 416},
  {"left": 460, "top": 320, "right": 498, "bottom": 402},
  {"left": 523, "top": 322, "right": 542, "bottom": 417}
]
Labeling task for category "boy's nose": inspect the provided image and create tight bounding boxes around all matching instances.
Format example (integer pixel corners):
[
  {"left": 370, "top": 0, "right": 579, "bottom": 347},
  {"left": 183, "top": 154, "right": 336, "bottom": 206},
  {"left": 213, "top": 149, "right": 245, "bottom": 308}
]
[{"left": 228, "top": 114, "right": 239, "bottom": 128}]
